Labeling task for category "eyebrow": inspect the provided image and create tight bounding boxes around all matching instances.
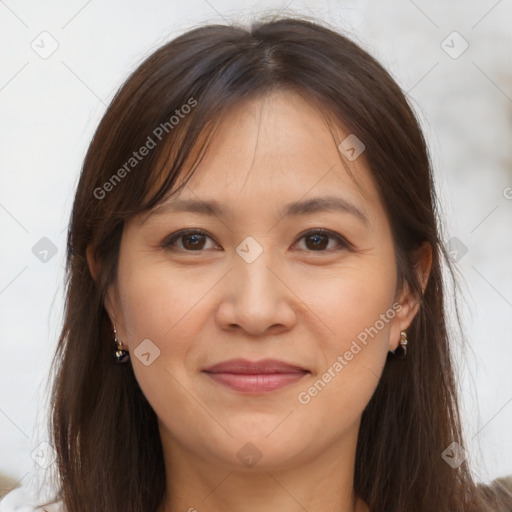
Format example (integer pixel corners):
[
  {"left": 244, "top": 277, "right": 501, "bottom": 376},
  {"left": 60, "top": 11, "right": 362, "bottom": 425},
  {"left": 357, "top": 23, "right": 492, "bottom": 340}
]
[{"left": 144, "top": 195, "right": 369, "bottom": 226}]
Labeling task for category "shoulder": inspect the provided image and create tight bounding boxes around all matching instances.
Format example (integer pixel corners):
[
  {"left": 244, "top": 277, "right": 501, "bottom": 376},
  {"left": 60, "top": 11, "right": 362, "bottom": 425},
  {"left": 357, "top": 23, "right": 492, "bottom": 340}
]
[
  {"left": 0, "top": 486, "right": 63, "bottom": 512},
  {"left": 476, "top": 475, "right": 512, "bottom": 512}
]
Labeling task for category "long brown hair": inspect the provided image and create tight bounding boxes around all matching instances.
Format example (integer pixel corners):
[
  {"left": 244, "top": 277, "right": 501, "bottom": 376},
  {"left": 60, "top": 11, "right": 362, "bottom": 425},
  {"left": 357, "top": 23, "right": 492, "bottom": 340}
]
[{"left": 46, "top": 14, "right": 506, "bottom": 512}]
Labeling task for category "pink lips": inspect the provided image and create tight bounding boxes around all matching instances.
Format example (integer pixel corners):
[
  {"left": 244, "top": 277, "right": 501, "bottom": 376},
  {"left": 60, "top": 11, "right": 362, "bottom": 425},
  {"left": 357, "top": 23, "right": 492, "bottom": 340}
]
[{"left": 202, "top": 358, "right": 309, "bottom": 394}]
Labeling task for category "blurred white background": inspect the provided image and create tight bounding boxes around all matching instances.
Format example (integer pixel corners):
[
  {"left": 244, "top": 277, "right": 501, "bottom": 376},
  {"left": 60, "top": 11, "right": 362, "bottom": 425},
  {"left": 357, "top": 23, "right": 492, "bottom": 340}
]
[{"left": 1, "top": 0, "right": 511, "bottom": 497}]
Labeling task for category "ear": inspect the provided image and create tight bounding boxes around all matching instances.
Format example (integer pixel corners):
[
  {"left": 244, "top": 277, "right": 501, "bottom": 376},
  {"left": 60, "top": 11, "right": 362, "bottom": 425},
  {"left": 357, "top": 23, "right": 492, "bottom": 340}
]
[
  {"left": 389, "top": 241, "right": 432, "bottom": 351},
  {"left": 86, "top": 244, "right": 100, "bottom": 283},
  {"left": 86, "top": 243, "right": 118, "bottom": 327}
]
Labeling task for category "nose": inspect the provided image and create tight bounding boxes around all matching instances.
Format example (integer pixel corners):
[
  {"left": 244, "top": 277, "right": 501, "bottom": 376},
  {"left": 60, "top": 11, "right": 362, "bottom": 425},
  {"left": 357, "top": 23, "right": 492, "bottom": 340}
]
[{"left": 214, "top": 246, "right": 298, "bottom": 337}]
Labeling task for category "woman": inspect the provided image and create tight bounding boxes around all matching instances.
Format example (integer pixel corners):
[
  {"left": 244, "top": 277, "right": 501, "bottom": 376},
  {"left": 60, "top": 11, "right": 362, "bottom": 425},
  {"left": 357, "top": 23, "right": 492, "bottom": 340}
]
[{"left": 2, "top": 14, "right": 511, "bottom": 512}]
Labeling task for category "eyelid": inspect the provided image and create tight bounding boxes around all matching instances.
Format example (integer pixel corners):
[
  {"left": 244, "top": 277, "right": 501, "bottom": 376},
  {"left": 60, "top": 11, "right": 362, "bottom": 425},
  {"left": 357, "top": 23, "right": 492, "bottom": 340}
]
[{"left": 161, "top": 228, "right": 353, "bottom": 252}]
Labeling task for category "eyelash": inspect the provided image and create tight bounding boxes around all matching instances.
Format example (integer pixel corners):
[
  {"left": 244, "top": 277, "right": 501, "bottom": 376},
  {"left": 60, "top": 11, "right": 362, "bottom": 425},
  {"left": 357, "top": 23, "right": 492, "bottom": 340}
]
[{"left": 160, "top": 228, "right": 353, "bottom": 254}]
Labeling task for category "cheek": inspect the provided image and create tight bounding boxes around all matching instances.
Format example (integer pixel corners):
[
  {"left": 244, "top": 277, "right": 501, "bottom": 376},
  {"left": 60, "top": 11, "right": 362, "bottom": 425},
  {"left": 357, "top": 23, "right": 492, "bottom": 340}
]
[
  {"left": 291, "top": 272, "right": 396, "bottom": 439},
  {"left": 115, "top": 259, "right": 225, "bottom": 411},
  {"left": 291, "top": 252, "right": 397, "bottom": 413},
  {"left": 116, "top": 262, "right": 215, "bottom": 424},
  {"left": 118, "top": 260, "right": 215, "bottom": 349},
  {"left": 309, "top": 257, "right": 396, "bottom": 407},
  {"left": 294, "top": 252, "right": 397, "bottom": 350}
]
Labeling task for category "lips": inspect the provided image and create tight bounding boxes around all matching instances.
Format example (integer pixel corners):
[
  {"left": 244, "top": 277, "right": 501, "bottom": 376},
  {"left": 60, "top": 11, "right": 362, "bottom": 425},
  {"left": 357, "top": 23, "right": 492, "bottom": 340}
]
[
  {"left": 203, "top": 358, "right": 309, "bottom": 374},
  {"left": 202, "top": 358, "right": 309, "bottom": 393}
]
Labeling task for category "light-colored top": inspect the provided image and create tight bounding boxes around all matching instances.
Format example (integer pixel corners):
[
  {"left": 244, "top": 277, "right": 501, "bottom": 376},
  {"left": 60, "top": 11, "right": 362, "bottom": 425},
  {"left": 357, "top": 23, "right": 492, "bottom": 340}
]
[
  {"left": 0, "top": 485, "right": 62, "bottom": 512},
  {"left": 3, "top": 475, "right": 512, "bottom": 511}
]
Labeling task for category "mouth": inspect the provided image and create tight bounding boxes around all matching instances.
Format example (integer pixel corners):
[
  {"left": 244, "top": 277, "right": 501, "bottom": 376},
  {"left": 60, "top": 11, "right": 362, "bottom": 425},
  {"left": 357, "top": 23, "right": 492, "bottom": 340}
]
[{"left": 202, "top": 358, "right": 310, "bottom": 394}]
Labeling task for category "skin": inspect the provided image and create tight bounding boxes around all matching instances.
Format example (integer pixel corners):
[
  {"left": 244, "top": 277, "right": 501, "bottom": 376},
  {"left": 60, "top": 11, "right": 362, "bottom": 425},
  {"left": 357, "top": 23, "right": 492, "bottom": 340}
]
[{"left": 88, "top": 90, "right": 431, "bottom": 512}]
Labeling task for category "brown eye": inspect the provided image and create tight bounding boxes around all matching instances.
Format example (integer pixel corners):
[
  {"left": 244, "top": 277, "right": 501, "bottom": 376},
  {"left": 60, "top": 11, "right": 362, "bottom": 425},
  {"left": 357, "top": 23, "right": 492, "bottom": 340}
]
[
  {"left": 162, "top": 230, "right": 217, "bottom": 252},
  {"left": 304, "top": 232, "right": 329, "bottom": 250},
  {"left": 295, "top": 229, "right": 351, "bottom": 252},
  {"left": 161, "top": 228, "right": 352, "bottom": 254},
  {"left": 181, "top": 233, "right": 207, "bottom": 250}
]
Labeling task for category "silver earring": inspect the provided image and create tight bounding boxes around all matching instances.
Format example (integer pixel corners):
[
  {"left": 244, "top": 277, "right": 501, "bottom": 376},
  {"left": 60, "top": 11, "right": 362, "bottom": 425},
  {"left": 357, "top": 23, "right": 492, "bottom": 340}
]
[{"left": 113, "top": 325, "right": 129, "bottom": 363}]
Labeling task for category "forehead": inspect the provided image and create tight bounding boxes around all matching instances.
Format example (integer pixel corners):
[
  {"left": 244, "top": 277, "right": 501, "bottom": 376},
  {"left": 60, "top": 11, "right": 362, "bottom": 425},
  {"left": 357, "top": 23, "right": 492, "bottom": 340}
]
[
  {"left": 188, "top": 91, "right": 364, "bottom": 187},
  {"left": 140, "top": 89, "right": 383, "bottom": 226}
]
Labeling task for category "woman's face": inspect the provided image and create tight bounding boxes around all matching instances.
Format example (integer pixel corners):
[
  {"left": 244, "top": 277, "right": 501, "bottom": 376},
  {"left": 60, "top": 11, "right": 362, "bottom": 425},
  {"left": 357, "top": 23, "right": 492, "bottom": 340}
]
[{"left": 101, "top": 90, "right": 420, "bottom": 472}]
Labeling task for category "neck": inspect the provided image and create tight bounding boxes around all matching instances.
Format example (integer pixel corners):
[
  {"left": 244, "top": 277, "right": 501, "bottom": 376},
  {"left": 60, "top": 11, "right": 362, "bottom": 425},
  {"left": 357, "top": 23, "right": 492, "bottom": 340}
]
[{"left": 156, "top": 420, "right": 369, "bottom": 512}]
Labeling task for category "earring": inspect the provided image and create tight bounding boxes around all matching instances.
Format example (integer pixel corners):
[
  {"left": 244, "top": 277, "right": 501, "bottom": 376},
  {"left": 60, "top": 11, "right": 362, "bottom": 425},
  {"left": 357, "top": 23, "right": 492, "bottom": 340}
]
[
  {"left": 113, "top": 325, "right": 129, "bottom": 363},
  {"left": 396, "top": 330, "right": 408, "bottom": 359}
]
